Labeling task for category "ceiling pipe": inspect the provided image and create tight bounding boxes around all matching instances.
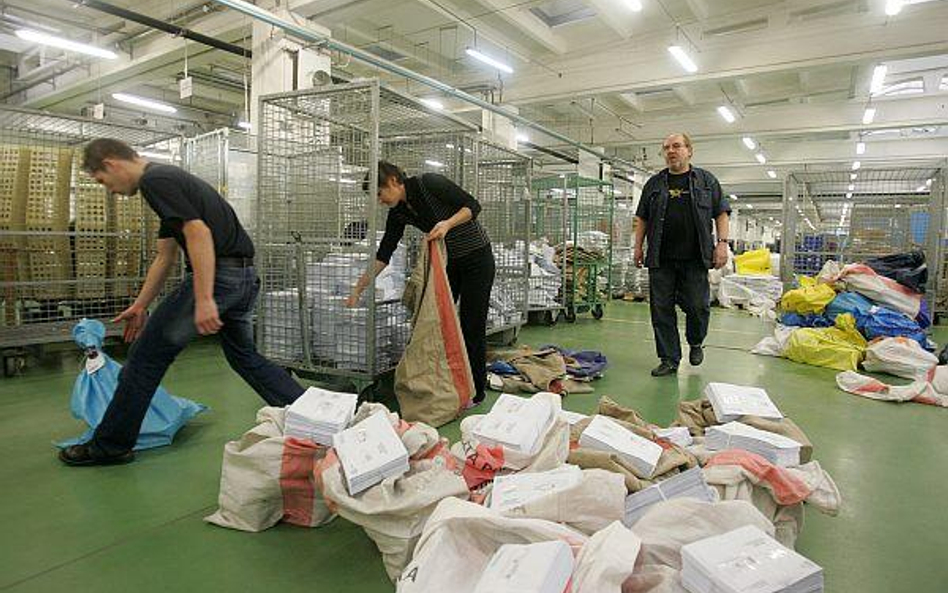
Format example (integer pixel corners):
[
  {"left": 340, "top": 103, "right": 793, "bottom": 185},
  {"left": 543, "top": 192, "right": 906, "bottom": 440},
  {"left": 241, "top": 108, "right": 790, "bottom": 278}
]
[
  {"left": 73, "top": 0, "right": 251, "bottom": 59},
  {"left": 208, "top": 0, "right": 641, "bottom": 171}
]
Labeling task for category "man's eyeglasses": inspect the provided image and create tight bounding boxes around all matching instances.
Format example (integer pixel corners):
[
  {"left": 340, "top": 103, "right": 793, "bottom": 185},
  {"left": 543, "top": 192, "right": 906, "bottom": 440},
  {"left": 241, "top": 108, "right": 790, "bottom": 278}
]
[{"left": 662, "top": 142, "right": 688, "bottom": 153}]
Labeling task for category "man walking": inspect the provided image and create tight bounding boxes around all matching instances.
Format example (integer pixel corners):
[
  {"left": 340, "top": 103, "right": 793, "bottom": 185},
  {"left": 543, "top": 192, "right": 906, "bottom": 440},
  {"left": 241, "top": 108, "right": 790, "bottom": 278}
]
[
  {"left": 59, "top": 139, "right": 304, "bottom": 466},
  {"left": 634, "top": 133, "right": 730, "bottom": 377}
]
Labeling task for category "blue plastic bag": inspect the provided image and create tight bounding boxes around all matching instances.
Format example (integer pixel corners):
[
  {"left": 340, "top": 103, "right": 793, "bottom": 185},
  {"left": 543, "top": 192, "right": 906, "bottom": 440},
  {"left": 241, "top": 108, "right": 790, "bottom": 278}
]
[
  {"left": 855, "top": 306, "right": 929, "bottom": 349},
  {"left": 825, "top": 292, "right": 874, "bottom": 321},
  {"left": 779, "top": 313, "right": 833, "bottom": 328},
  {"left": 58, "top": 319, "right": 207, "bottom": 451},
  {"left": 541, "top": 345, "right": 609, "bottom": 378}
]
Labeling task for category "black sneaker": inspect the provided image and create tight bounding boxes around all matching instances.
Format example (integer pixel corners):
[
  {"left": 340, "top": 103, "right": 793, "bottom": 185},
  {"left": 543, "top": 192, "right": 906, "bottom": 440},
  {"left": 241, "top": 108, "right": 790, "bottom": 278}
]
[
  {"left": 689, "top": 345, "right": 704, "bottom": 366},
  {"left": 58, "top": 443, "right": 135, "bottom": 467},
  {"left": 650, "top": 361, "right": 678, "bottom": 377}
]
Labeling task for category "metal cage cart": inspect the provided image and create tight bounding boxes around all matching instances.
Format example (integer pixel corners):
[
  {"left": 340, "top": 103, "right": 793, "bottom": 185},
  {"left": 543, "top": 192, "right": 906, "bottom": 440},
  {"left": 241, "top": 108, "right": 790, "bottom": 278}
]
[
  {"left": 0, "top": 106, "right": 178, "bottom": 369},
  {"left": 473, "top": 140, "right": 531, "bottom": 343},
  {"left": 781, "top": 165, "right": 947, "bottom": 315},
  {"left": 183, "top": 128, "right": 258, "bottom": 236},
  {"left": 255, "top": 80, "right": 480, "bottom": 392},
  {"left": 528, "top": 175, "right": 570, "bottom": 325},
  {"left": 562, "top": 174, "right": 614, "bottom": 322},
  {"left": 610, "top": 179, "right": 636, "bottom": 298}
]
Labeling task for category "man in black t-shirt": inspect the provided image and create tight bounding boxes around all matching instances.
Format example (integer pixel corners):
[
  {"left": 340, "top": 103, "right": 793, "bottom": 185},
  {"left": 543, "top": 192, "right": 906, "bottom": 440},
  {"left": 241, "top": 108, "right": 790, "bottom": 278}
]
[
  {"left": 634, "top": 133, "right": 731, "bottom": 377},
  {"left": 59, "top": 138, "right": 304, "bottom": 466}
]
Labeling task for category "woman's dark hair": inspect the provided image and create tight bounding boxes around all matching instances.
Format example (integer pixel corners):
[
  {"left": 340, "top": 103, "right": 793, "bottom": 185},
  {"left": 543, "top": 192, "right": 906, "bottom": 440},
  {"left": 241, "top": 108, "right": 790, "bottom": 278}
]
[
  {"left": 363, "top": 160, "right": 406, "bottom": 192},
  {"left": 82, "top": 138, "right": 139, "bottom": 173}
]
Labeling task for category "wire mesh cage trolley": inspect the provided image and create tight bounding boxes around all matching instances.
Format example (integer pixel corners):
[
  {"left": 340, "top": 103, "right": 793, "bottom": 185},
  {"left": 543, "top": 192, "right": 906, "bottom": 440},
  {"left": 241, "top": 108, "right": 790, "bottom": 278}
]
[
  {"left": 0, "top": 106, "right": 178, "bottom": 356},
  {"left": 528, "top": 175, "right": 570, "bottom": 325},
  {"left": 255, "top": 80, "right": 481, "bottom": 387},
  {"left": 562, "top": 174, "right": 614, "bottom": 322},
  {"left": 183, "top": 128, "right": 258, "bottom": 236}
]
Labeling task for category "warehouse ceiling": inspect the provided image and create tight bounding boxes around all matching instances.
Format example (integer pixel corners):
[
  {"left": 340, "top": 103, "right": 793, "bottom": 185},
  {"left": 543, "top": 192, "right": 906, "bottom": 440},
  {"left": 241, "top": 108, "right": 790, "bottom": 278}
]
[{"left": 1, "top": 0, "right": 946, "bottom": 224}]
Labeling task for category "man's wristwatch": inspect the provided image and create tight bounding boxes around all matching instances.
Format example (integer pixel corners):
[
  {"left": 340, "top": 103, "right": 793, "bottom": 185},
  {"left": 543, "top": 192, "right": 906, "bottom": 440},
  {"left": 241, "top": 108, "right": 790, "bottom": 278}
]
[{"left": 717, "top": 239, "right": 729, "bottom": 244}]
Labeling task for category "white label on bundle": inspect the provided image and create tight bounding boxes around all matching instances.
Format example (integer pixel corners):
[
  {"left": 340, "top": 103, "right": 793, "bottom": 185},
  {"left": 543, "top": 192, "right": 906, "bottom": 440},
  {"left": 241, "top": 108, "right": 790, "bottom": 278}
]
[
  {"left": 580, "top": 415, "right": 663, "bottom": 472},
  {"left": 333, "top": 411, "right": 407, "bottom": 478},
  {"left": 708, "top": 382, "right": 783, "bottom": 419},
  {"left": 85, "top": 352, "right": 105, "bottom": 375},
  {"left": 474, "top": 394, "right": 552, "bottom": 453},
  {"left": 490, "top": 465, "right": 582, "bottom": 512},
  {"left": 473, "top": 541, "right": 574, "bottom": 593}
]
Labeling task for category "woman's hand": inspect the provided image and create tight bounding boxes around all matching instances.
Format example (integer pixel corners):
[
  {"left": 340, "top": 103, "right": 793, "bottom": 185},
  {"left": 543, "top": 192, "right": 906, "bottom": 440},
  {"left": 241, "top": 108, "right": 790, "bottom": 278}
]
[{"left": 426, "top": 220, "right": 451, "bottom": 242}]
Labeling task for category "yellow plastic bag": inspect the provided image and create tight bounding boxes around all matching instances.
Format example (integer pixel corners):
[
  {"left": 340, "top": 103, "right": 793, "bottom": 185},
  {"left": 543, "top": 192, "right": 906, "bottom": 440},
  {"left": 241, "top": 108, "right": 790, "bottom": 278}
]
[
  {"left": 734, "top": 248, "right": 771, "bottom": 275},
  {"left": 784, "top": 313, "right": 867, "bottom": 371},
  {"left": 780, "top": 281, "right": 836, "bottom": 315}
]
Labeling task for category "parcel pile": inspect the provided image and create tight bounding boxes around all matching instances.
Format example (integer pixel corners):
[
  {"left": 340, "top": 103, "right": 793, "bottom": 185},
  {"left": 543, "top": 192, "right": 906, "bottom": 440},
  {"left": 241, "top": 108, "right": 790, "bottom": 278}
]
[
  {"left": 751, "top": 252, "right": 947, "bottom": 409},
  {"left": 711, "top": 247, "right": 784, "bottom": 319},
  {"left": 206, "top": 381, "right": 838, "bottom": 592}
]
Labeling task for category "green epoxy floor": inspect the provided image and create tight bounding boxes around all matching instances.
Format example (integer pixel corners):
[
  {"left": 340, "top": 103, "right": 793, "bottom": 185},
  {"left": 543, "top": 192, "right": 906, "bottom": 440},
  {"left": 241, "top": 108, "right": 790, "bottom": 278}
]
[{"left": 2, "top": 301, "right": 947, "bottom": 592}]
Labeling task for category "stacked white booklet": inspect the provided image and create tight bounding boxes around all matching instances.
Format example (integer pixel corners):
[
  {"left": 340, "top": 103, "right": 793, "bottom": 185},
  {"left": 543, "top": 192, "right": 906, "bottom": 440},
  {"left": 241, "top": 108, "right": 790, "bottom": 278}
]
[
  {"left": 654, "top": 426, "right": 694, "bottom": 447},
  {"left": 473, "top": 540, "right": 574, "bottom": 593},
  {"left": 473, "top": 394, "right": 556, "bottom": 455},
  {"left": 560, "top": 410, "right": 589, "bottom": 426},
  {"left": 490, "top": 465, "right": 583, "bottom": 512},
  {"left": 681, "top": 525, "right": 824, "bottom": 593},
  {"left": 706, "top": 422, "right": 802, "bottom": 467},
  {"left": 284, "top": 387, "right": 358, "bottom": 446},
  {"left": 332, "top": 411, "right": 410, "bottom": 496},
  {"left": 578, "top": 415, "right": 664, "bottom": 478},
  {"left": 623, "top": 467, "right": 716, "bottom": 527},
  {"left": 704, "top": 382, "right": 784, "bottom": 422}
]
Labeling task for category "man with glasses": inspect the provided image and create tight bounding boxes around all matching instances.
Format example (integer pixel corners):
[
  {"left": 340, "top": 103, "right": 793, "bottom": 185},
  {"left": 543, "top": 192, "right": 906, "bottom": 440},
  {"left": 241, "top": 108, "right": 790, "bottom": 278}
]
[{"left": 634, "top": 133, "right": 730, "bottom": 377}]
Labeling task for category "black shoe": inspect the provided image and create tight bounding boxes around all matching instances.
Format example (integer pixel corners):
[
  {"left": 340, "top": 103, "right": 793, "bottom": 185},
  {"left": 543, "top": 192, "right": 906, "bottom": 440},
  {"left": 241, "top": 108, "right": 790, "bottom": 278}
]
[
  {"left": 689, "top": 345, "right": 704, "bottom": 366},
  {"left": 59, "top": 443, "right": 135, "bottom": 467},
  {"left": 650, "top": 361, "right": 678, "bottom": 377}
]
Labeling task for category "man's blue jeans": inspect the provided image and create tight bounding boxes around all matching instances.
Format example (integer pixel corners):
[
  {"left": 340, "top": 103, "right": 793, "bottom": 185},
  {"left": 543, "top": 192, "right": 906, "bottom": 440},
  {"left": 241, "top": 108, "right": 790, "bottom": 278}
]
[
  {"left": 90, "top": 267, "right": 304, "bottom": 456},
  {"left": 648, "top": 260, "right": 711, "bottom": 367}
]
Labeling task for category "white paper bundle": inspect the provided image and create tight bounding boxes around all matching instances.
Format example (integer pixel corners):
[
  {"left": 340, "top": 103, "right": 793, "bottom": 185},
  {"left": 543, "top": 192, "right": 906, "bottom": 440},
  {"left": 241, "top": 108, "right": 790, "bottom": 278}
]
[
  {"left": 473, "top": 540, "right": 574, "bottom": 593},
  {"left": 285, "top": 386, "right": 358, "bottom": 446},
  {"left": 704, "top": 382, "right": 783, "bottom": 422},
  {"left": 332, "top": 411, "right": 409, "bottom": 496},
  {"left": 622, "top": 467, "right": 716, "bottom": 527},
  {"left": 489, "top": 465, "right": 583, "bottom": 512},
  {"left": 705, "top": 422, "right": 802, "bottom": 467},
  {"left": 681, "top": 525, "right": 823, "bottom": 593},
  {"left": 473, "top": 393, "right": 556, "bottom": 455},
  {"left": 560, "top": 410, "right": 589, "bottom": 426},
  {"left": 578, "top": 415, "right": 663, "bottom": 478},
  {"left": 654, "top": 426, "right": 693, "bottom": 447}
]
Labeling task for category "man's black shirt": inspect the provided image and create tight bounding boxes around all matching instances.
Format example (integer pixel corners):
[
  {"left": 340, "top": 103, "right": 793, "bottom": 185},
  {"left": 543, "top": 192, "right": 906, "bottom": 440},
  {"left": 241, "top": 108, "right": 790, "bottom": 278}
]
[{"left": 659, "top": 171, "right": 699, "bottom": 262}]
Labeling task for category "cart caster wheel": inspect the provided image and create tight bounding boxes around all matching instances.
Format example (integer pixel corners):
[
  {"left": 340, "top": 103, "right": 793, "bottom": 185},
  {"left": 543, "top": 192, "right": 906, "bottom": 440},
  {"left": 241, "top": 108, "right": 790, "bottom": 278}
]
[
  {"left": 592, "top": 305, "right": 604, "bottom": 320},
  {"left": 565, "top": 308, "right": 577, "bottom": 323},
  {"left": 544, "top": 310, "right": 558, "bottom": 326}
]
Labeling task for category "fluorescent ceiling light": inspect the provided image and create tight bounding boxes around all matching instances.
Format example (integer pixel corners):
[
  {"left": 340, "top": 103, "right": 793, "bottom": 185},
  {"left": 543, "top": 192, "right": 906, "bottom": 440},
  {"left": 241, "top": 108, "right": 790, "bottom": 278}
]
[
  {"left": 667, "top": 45, "right": 698, "bottom": 73},
  {"left": 870, "top": 65, "right": 887, "bottom": 95},
  {"left": 856, "top": 142, "right": 866, "bottom": 155},
  {"left": 237, "top": 121, "right": 252, "bottom": 130},
  {"left": 516, "top": 134, "right": 530, "bottom": 144},
  {"left": 851, "top": 173, "right": 858, "bottom": 180},
  {"left": 742, "top": 136, "right": 756, "bottom": 150},
  {"left": 767, "top": 170, "right": 777, "bottom": 179},
  {"left": 625, "top": 0, "right": 643, "bottom": 11},
  {"left": 885, "top": 0, "right": 903, "bottom": 15},
  {"left": 421, "top": 98, "right": 443, "bottom": 110},
  {"left": 848, "top": 183, "right": 855, "bottom": 191},
  {"left": 466, "top": 48, "right": 513, "bottom": 74},
  {"left": 852, "top": 161, "right": 861, "bottom": 170},
  {"left": 717, "top": 105, "right": 736, "bottom": 123},
  {"left": 846, "top": 192, "right": 853, "bottom": 199},
  {"left": 862, "top": 108, "right": 876, "bottom": 124},
  {"left": 139, "top": 151, "right": 172, "bottom": 161},
  {"left": 15, "top": 29, "right": 117, "bottom": 60},
  {"left": 425, "top": 159, "right": 445, "bottom": 168},
  {"left": 112, "top": 93, "right": 177, "bottom": 114},
  {"left": 755, "top": 153, "right": 767, "bottom": 164}
]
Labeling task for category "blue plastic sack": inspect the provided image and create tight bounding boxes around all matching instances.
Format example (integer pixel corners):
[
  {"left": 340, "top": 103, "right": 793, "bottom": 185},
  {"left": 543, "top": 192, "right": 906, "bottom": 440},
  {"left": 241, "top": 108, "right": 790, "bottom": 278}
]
[
  {"left": 855, "top": 306, "right": 929, "bottom": 349},
  {"left": 780, "top": 313, "right": 832, "bottom": 328},
  {"left": 825, "top": 292, "right": 874, "bottom": 321},
  {"left": 58, "top": 319, "right": 207, "bottom": 451},
  {"left": 541, "top": 345, "right": 608, "bottom": 378},
  {"left": 916, "top": 298, "right": 932, "bottom": 329}
]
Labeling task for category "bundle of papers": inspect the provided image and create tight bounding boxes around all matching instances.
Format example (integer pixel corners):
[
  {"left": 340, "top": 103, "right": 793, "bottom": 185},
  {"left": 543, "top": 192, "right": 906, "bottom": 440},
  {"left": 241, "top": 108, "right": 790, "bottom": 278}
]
[
  {"left": 473, "top": 394, "right": 556, "bottom": 455},
  {"left": 578, "top": 415, "right": 664, "bottom": 478},
  {"left": 490, "top": 465, "right": 582, "bottom": 512},
  {"left": 681, "top": 525, "right": 824, "bottom": 593},
  {"left": 332, "top": 411, "right": 409, "bottom": 495},
  {"left": 560, "top": 410, "right": 589, "bottom": 426},
  {"left": 623, "top": 467, "right": 716, "bottom": 527},
  {"left": 654, "top": 426, "right": 693, "bottom": 447},
  {"left": 706, "top": 422, "right": 802, "bottom": 467},
  {"left": 704, "top": 382, "right": 783, "bottom": 423},
  {"left": 473, "top": 540, "right": 574, "bottom": 593},
  {"left": 285, "top": 387, "right": 358, "bottom": 446}
]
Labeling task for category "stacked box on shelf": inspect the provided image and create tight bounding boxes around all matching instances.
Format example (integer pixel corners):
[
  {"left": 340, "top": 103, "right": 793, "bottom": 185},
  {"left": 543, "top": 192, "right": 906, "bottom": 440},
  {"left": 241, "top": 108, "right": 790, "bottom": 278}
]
[
  {"left": 24, "top": 146, "right": 73, "bottom": 300},
  {"left": 73, "top": 153, "right": 109, "bottom": 299},
  {"left": 110, "top": 192, "right": 145, "bottom": 299},
  {"left": 0, "top": 145, "right": 30, "bottom": 324}
]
